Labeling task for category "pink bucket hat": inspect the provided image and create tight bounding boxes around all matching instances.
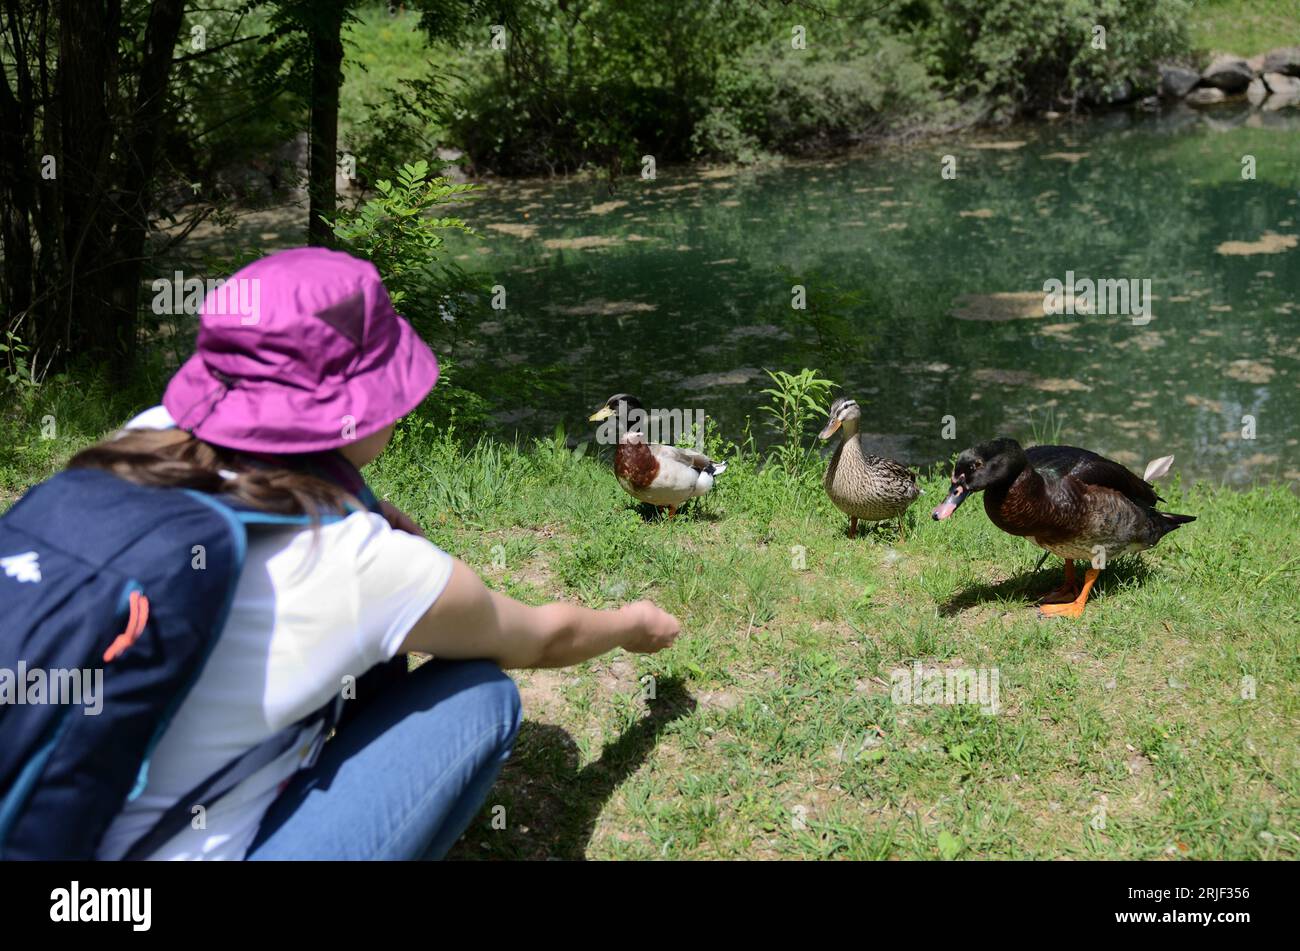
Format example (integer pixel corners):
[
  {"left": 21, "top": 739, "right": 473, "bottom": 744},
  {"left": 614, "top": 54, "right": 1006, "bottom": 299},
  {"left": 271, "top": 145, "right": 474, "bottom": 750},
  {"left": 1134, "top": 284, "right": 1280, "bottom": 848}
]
[{"left": 163, "top": 247, "right": 438, "bottom": 454}]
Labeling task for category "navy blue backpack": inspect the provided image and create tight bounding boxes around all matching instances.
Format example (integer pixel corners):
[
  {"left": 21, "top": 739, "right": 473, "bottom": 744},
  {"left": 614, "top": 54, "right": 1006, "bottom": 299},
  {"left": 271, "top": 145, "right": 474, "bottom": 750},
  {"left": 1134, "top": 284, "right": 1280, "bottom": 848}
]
[{"left": 0, "top": 462, "right": 387, "bottom": 860}]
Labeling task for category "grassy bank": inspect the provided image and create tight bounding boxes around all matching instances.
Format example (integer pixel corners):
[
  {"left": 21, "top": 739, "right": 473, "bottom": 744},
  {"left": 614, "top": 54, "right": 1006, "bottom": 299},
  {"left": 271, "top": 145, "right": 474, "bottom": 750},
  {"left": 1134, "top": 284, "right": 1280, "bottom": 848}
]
[
  {"left": 367, "top": 416, "right": 1298, "bottom": 860},
  {"left": 1188, "top": 0, "right": 1300, "bottom": 56},
  {"left": 3, "top": 391, "right": 1298, "bottom": 859}
]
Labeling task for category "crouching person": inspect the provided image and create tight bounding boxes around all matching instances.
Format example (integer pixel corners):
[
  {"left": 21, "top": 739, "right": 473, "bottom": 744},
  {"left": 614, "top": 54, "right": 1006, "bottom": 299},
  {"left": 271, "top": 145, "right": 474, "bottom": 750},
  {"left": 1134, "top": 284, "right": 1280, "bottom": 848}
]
[{"left": 0, "top": 248, "right": 678, "bottom": 861}]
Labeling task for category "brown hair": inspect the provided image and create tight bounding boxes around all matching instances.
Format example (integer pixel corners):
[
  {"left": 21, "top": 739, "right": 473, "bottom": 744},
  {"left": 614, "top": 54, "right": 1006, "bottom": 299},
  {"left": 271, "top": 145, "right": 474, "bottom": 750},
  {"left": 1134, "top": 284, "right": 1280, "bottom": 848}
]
[{"left": 68, "top": 429, "right": 358, "bottom": 517}]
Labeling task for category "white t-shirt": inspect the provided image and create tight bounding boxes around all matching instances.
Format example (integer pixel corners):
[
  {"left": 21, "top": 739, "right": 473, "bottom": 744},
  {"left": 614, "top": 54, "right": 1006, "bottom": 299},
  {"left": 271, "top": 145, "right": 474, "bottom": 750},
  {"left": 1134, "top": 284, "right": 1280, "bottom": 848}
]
[{"left": 95, "top": 511, "right": 454, "bottom": 860}]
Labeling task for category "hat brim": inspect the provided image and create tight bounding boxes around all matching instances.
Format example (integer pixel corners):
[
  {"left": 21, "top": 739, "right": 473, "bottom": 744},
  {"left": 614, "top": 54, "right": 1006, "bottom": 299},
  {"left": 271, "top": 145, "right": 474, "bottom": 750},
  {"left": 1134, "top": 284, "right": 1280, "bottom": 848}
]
[{"left": 163, "top": 315, "right": 439, "bottom": 454}]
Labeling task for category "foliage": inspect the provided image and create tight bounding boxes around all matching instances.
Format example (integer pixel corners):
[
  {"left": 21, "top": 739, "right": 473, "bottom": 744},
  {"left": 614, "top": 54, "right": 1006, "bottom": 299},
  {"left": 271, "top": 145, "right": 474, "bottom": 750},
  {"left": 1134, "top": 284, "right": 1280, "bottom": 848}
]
[
  {"left": 328, "top": 159, "right": 479, "bottom": 324},
  {"left": 760, "top": 367, "right": 837, "bottom": 476},
  {"left": 0, "top": 330, "right": 39, "bottom": 395},
  {"left": 327, "top": 158, "right": 503, "bottom": 429},
  {"left": 448, "top": 0, "right": 775, "bottom": 174},
  {"left": 345, "top": 74, "right": 455, "bottom": 187},
  {"left": 896, "top": 0, "right": 1191, "bottom": 113},
  {"left": 433, "top": 0, "right": 1193, "bottom": 170},
  {"left": 695, "top": 31, "right": 941, "bottom": 162},
  {"left": 164, "top": 5, "right": 305, "bottom": 203}
]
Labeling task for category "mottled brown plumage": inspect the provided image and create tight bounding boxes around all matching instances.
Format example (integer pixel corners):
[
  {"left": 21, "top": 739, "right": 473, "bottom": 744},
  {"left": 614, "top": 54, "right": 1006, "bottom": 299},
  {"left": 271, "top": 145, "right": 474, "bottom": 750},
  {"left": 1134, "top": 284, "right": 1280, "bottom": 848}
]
[{"left": 819, "top": 397, "right": 920, "bottom": 537}]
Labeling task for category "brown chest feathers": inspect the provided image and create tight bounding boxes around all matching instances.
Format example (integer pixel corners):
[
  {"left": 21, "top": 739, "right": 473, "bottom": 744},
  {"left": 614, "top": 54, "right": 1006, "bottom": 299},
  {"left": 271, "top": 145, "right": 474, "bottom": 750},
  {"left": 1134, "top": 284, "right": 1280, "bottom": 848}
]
[
  {"left": 615, "top": 442, "right": 660, "bottom": 489},
  {"left": 985, "top": 468, "right": 1085, "bottom": 543}
]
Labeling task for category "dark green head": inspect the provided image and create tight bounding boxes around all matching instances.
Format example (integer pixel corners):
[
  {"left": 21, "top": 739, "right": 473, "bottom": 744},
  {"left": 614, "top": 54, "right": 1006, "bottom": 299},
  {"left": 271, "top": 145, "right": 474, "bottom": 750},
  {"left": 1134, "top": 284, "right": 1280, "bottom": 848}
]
[{"left": 588, "top": 393, "right": 644, "bottom": 422}]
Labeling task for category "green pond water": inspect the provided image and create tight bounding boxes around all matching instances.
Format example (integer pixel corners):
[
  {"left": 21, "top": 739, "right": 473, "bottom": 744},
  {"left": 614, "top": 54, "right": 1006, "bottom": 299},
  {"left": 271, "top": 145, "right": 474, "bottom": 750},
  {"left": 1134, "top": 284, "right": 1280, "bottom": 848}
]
[{"left": 452, "top": 109, "right": 1298, "bottom": 486}]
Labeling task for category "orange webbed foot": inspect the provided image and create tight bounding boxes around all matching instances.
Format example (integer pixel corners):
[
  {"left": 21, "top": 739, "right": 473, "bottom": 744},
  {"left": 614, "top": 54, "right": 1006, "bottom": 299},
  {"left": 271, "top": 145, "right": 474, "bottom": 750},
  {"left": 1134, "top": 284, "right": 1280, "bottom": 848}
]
[
  {"left": 1038, "top": 568, "right": 1100, "bottom": 619},
  {"left": 1037, "top": 559, "right": 1079, "bottom": 604},
  {"left": 1038, "top": 584, "right": 1079, "bottom": 604}
]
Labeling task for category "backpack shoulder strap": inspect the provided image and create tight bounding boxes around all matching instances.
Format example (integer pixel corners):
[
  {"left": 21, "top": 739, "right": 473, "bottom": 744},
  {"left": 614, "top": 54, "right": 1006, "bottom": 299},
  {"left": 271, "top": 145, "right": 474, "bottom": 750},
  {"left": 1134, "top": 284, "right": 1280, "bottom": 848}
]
[
  {"left": 119, "top": 696, "right": 343, "bottom": 861},
  {"left": 118, "top": 494, "right": 346, "bottom": 860}
]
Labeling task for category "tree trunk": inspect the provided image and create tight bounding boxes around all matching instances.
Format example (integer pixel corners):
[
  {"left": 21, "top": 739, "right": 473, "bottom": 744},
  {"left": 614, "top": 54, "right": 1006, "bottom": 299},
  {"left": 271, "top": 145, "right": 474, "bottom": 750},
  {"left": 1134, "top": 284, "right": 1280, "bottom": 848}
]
[
  {"left": 104, "top": 0, "right": 186, "bottom": 375},
  {"left": 57, "top": 0, "right": 119, "bottom": 359},
  {"left": 0, "top": 23, "right": 36, "bottom": 346},
  {"left": 307, "top": 2, "right": 346, "bottom": 247},
  {"left": 53, "top": 0, "right": 184, "bottom": 378}
]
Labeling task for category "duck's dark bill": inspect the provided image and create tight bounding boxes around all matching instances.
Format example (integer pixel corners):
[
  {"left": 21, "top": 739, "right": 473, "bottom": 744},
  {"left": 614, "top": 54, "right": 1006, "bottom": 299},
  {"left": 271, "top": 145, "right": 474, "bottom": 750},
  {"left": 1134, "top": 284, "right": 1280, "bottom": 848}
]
[{"left": 932, "top": 485, "right": 967, "bottom": 520}]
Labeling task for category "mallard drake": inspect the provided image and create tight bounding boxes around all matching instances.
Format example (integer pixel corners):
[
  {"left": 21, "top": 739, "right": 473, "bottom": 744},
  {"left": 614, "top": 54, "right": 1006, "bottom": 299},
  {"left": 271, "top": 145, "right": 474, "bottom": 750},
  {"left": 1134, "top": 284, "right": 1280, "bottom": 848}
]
[
  {"left": 931, "top": 437, "right": 1195, "bottom": 618},
  {"left": 820, "top": 396, "right": 921, "bottom": 539},
  {"left": 588, "top": 393, "right": 726, "bottom": 518}
]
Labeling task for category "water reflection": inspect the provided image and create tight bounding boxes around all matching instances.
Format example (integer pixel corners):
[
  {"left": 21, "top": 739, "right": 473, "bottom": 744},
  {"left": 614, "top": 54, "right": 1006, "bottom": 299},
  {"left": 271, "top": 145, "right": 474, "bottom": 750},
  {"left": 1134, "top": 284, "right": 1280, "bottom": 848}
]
[{"left": 450, "top": 107, "right": 1300, "bottom": 486}]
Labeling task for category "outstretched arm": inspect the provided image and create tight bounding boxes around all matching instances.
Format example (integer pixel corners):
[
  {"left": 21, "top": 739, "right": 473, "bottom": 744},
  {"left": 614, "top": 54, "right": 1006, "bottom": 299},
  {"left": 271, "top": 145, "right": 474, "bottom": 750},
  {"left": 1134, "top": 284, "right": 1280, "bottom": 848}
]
[{"left": 400, "top": 559, "right": 680, "bottom": 669}]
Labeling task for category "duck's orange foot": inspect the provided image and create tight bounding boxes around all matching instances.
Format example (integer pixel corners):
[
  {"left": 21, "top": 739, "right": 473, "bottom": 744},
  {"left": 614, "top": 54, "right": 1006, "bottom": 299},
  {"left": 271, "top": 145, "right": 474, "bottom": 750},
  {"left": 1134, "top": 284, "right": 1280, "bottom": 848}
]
[
  {"left": 1037, "top": 583, "right": 1079, "bottom": 605},
  {"left": 1037, "top": 567, "right": 1100, "bottom": 619},
  {"left": 1037, "top": 559, "right": 1078, "bottom": 604},
  {"left": 1038, "top": 599, "right": 1086, "bottom": 618}
]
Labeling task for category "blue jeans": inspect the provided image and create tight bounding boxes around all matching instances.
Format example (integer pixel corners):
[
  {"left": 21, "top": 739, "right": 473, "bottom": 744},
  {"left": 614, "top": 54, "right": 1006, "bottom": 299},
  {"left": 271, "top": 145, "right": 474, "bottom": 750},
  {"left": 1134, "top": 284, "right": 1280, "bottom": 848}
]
[{"left": 246, "top": 659, "right": 521, "bottom": 860}]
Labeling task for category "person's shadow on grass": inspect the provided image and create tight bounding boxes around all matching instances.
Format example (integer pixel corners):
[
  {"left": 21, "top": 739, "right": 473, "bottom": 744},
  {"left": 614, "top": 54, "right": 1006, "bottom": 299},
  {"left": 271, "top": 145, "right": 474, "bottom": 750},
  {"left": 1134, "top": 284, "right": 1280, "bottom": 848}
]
[
  {"left": 447, "top": 677, "right": 695, "bottom": 860},
  {"left": 938, "top": 556, "right": 1154, "bottom": 617}
]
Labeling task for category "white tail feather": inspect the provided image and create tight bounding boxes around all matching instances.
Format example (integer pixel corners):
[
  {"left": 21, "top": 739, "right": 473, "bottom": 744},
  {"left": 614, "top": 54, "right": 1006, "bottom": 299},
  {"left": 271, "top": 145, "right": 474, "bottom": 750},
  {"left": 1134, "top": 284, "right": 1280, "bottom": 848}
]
[{"left": 1143, "top": 454, "right": 1175, "bottom": 482}]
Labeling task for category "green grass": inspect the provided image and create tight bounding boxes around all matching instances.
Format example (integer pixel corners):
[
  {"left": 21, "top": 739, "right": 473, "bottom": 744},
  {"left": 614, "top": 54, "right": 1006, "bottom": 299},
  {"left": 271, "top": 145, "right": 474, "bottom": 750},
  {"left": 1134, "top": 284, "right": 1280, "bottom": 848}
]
[
  {"left": 4, "top": 388, "right": 1298, "bottom": 859},
  {"left": 1188, "top": 0, "right": 1300, "bottom": 56},
  {"left": 364, "top": 413, "right": 1298, "bottom": 860}
]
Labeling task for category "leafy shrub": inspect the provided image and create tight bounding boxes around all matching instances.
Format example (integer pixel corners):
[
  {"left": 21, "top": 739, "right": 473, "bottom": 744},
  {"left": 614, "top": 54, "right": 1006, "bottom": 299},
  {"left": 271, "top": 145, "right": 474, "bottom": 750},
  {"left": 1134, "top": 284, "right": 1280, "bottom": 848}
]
[
  {"left": 1, "top": 330, "right": 39, "bottom": 395},
  {"left": 345, "top": 74, "right": 455, "bottom": 188},
  {"left": 898, "top": 0, "right": 1191, "bottom": 113},
  {"left": 448, "top": 0, "right": 773, "bottom": 174},
  {"left": 328, "top": 160, "right": 498, "bottom": 430},
  {"left": 329, "top": 159, "right": 479, "bottom": 330},
  {"left": 697, "top": 34, "right": 939, "bottom": 161},
  {"left": 760, "top": 368, "right": 837, "bottom": 476}
]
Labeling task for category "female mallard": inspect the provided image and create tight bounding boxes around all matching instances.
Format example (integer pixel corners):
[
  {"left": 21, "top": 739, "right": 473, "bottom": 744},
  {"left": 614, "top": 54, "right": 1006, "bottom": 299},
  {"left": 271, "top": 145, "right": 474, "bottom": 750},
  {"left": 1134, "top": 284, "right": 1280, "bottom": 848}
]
[
  {"left": 588, "top": 393, "right": 726, "bottom": 518},
  {"left": 820, "top": 396, "right": 921, "bottom": 539},
  {"left": 931, "top": 437, "right": 1195, "bottom": 618}
]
